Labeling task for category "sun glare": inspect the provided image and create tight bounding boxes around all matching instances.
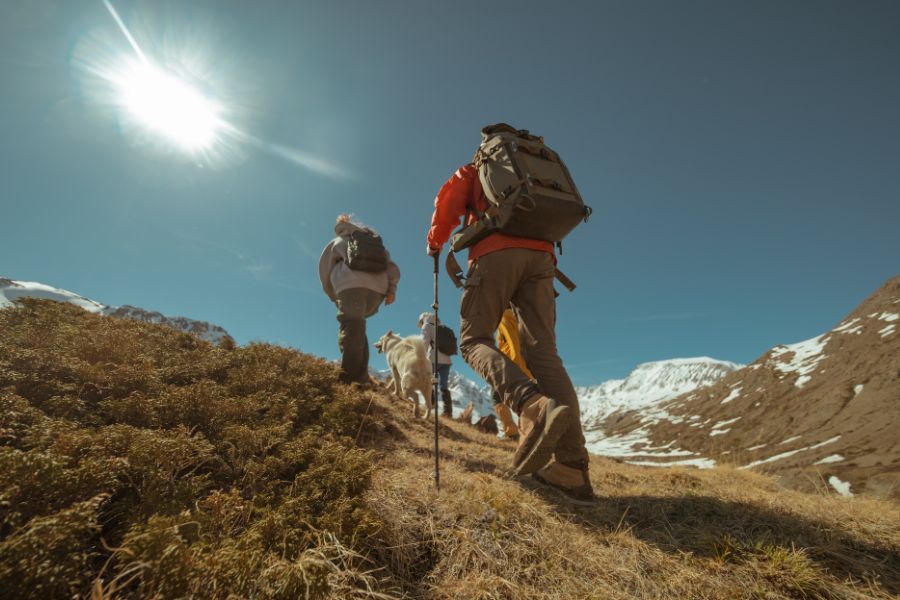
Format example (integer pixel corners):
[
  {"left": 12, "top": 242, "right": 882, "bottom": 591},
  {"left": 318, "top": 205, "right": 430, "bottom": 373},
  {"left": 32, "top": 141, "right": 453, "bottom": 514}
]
[
  {"left": 72, "top": 0, "right": 351, "bottom": 176},
  {"left": 115, "top": 60, "right": 223, "bottom": 153}
]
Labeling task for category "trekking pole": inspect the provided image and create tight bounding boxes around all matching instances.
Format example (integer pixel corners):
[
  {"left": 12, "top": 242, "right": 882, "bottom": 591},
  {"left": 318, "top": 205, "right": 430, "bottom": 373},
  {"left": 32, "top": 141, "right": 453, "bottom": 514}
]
[{"left": 432, "top": 252, "right": 441, "bottom": 492}]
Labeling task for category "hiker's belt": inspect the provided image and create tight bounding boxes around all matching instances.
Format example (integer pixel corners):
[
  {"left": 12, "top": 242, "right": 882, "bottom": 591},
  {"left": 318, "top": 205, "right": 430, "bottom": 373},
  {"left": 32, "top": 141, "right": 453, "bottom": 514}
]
[{"left": 445, "top": 252, "right": 576, "bottom": 292}]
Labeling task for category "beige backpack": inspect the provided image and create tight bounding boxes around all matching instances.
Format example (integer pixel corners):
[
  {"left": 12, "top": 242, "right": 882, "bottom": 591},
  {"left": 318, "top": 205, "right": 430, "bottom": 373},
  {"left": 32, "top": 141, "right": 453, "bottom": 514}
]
[{"left": 450, "top": 123, "right": 591, "bottom": 252}]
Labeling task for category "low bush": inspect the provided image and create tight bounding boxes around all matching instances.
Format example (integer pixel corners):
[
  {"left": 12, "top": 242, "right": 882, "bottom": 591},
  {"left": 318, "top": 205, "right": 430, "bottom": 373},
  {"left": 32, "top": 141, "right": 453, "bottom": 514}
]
[{"left": 0, "top": 299, "right": 393, "bottom": 599}]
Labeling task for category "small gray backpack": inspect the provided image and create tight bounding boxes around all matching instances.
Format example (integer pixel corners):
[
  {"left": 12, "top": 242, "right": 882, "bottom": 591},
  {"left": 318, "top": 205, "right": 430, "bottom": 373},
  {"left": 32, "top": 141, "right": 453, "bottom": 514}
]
[{"left": 451, "top": 123, "right": 591, "bottom": 252}]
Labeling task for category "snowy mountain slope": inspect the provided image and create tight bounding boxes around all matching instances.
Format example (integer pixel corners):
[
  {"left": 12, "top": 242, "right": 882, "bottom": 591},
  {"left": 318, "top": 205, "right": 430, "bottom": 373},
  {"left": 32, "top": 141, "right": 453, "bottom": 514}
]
[
  {"left": 434, "top": 358, "right": 738, "bottom": 440},
  {"left": 577, "top": 357, "right": 742, "bottom": 430},
  {"left": 0, "top": 278, "right": 109, "bottom": 314},
  {"left": 447, "top": 370, "right": 495, "bottom": 420},
  {"left": 603, "top": 275, "right": 900, "bottom": 500},
  {"left": 0, "top": 278, "right": 231, "bottom": 344},
  {"left": 577, "top": 357, "right": 741, "bottom": 466}
]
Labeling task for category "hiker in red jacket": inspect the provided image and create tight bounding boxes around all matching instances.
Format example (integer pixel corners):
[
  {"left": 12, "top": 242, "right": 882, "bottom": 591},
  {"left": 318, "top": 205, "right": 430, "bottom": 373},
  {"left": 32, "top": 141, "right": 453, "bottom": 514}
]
[{"left": 426, "top": 162, "right": 595, "bottom": 504}]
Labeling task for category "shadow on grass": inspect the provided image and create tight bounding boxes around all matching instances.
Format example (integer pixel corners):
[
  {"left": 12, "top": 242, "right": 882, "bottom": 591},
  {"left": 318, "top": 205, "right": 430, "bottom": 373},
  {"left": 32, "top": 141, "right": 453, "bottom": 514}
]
[{"left": 527, "top": 484, "right": 900, "bottom": 594}]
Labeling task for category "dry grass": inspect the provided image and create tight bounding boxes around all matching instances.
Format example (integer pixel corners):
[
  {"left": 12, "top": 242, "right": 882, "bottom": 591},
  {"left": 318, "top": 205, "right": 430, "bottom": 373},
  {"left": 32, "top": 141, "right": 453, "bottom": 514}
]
[
  {"left": 1, "top": 299, "right": 898, "bottom": 599},
  {"left": 366, "top": 397, "right": 899, "bottom": 599}
]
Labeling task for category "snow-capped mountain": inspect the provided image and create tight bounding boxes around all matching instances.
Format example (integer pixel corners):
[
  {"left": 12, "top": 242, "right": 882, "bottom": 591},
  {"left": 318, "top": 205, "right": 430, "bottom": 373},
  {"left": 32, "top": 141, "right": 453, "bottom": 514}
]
[
  {"left": 0, "top": 278, "right": 231, "bottom": 344},
  {"left": 0, "top": 278, "right": 108, "bottom": 314},
  {"left": 440, "top": 358, "right": 739, "bottom": 439},
  {"left": 601, "top": 275, "right": 900, "bottom": 500},
  {"left": 447, "top": 370, "right": 495, "bottom": 420},
  {"left": 577, "top": 357, "right": 742, "bottom": 431}
]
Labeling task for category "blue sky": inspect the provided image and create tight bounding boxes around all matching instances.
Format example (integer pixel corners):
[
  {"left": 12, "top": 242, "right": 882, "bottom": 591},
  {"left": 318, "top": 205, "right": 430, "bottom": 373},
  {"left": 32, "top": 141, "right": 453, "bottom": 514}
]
[{"left": 1, "top": 0, "right": 898, "bottom": 385}]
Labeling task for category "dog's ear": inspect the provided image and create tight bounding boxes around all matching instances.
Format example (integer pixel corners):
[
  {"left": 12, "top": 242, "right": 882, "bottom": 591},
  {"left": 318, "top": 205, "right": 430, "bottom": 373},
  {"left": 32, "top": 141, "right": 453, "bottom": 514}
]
[{"left": 387, "top": 329, "right": 393, "bottom": 336}]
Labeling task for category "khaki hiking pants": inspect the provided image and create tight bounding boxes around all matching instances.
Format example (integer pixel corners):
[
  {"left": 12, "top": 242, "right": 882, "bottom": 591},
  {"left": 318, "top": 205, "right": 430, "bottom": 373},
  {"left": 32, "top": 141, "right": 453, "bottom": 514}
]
[
  {"left": 336, "top": 288, "right": 383, "bottom": 384},
  {"left": 459, "top": 248, "right": 589, "bottom": 464}
]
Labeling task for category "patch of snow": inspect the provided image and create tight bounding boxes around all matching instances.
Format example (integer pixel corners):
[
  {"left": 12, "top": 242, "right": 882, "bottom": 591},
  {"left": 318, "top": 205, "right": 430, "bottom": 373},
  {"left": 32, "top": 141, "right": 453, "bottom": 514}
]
[
  {"left": 770, "top": 334, "right": 829, "bottom": 389},
  {"left": 741, "top": 436, "right": 840, "bottom": 470},
  {"left": 709, "top": 428, "right": 731, "bottom": 437},
  {"left": 833, "top": 318, "right": 862, "bottom": 334},
  {"left": 853, "top": 384, "right": 864, "bottom": 397},
  {"left": 740, "top": 448, "right": 807, "bottom": 469},
  {"left": 711, "top": 416, "right": 742, "bottom": 429},
  {"left": 878, "top": 312, "right": 899, "bottom": 322},
  {"left": 879, "top": 324, "right": 895, "bottom": 338},
  {"left": 828, "top": 476, "right": 853, "bottom": 497},
  {"left": 815, "top": 454, "right": 844, "bottom": 465},
  {"left": 587, "top": 427, "right": 696, "bottom": 461},
  {"left": 780, "top": 435, "right": 802, "bottom": 445},
  {"left": 721, "top": 386, "right": 742, "bottom": 404},
  {"left": 746, "top": 444, "right": 767, "bottom": 451},
  {"left": 625, "top": 457, "right": 717, "bottom": 469},
  {"left": 809, "top": 435, "right": 841, "bottom": 450}
]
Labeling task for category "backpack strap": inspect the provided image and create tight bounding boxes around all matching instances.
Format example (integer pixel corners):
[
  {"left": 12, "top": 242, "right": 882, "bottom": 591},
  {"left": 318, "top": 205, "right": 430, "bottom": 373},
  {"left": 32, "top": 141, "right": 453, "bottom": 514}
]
[
  {"left": 554, "top": 268, "right": 576, "bottom": 293},
  {"left": 445, "top": 252, "right": 466, "bottom": 289}
]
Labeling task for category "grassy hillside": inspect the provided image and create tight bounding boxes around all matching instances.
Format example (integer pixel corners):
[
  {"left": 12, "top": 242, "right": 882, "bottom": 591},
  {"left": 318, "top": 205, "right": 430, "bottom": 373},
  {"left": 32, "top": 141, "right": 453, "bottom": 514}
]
[{"left": 1, "top": 299, "right": 898, "bottom": 599}]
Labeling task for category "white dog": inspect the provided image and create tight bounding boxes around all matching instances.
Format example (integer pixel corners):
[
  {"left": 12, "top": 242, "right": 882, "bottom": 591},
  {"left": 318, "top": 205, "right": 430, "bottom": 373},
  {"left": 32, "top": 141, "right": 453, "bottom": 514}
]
[{"left": 374, "top": 330, "right": 434, "bottom": 419}]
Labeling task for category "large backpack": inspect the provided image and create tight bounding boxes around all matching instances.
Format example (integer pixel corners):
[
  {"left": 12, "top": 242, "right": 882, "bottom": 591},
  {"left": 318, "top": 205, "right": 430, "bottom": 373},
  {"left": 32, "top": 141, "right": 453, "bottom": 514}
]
[
  {"left": 345, "top": 229, "right": 388, "bottom": 273},
  {"left": 451, "top": 123, "right": 591, "bottom": 252},
  {"left": 436, "top": 324, "right": 458, "bottom": 356}
]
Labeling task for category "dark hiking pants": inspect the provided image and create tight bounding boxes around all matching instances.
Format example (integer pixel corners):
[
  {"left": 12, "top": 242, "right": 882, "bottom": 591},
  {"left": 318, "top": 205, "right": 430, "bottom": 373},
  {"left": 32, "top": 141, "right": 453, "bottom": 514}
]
[
  {"left": 336, "top": 288, "right": 384, "bottom": 384},
  {"left": 459, "top": 248, "right": 589, "bottom": 464}
]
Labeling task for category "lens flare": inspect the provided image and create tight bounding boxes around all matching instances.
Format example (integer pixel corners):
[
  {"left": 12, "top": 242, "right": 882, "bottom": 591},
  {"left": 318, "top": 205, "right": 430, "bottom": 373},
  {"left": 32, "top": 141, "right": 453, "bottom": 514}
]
[
  {"left": 71, "top": 0, "right": 354, "bottom": 178},
  {"left": 114, "top": 60, "right": 223, "bottom": 152}
]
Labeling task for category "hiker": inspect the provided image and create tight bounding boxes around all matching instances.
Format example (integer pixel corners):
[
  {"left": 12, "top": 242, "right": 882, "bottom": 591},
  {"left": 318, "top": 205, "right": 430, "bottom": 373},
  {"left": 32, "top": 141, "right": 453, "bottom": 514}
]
[
  {"left": 419, "top": 312, "right": 455, "bottom": 417},
  {"left": 425, "top": 123, "right": 594, "bottom": 503},
  {"left": 320, "top": 214, "right": 400, "bottom": 384}
]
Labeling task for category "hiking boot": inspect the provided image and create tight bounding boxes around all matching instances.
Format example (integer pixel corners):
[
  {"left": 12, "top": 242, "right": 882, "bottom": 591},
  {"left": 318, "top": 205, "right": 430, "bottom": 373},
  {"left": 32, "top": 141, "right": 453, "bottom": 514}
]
[
  {"left": 512, "top": 395, "right": 570, "bottom": 475},
  {"left": 441, "top": 389, "right": 453, "bottom": 418},
  {"left": 532, "top": 460, "right": 597, "bottom": 506}
]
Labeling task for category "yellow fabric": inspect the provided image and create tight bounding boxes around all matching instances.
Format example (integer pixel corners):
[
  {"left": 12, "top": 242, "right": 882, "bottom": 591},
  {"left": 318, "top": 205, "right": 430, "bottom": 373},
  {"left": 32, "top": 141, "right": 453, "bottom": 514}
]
[{"left": 497, "top": 309, "right": 534, "bottom": 380}]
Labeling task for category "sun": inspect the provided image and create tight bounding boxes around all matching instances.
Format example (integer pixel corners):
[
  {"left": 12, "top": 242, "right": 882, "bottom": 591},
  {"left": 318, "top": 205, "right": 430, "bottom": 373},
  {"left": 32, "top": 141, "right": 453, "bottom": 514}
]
[{"left": 114, "top": 59, "right": 224, "bottom": 153}]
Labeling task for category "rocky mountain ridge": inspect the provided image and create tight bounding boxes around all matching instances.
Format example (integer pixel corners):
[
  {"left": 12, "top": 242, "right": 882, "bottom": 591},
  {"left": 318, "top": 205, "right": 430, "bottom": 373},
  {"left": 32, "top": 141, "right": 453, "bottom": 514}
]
[{"left": 0, "top": 278, "right": 231, "bottom": 344}]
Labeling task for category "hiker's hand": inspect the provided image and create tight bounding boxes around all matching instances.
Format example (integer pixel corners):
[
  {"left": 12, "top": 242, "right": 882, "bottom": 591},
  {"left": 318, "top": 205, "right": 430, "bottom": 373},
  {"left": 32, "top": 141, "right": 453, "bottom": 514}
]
[
  {"left": 427, "top": 245, "right": 440, "bottom": 257},
  {"left": 385, "top": 292, "right": 396, "bottom": 306}
]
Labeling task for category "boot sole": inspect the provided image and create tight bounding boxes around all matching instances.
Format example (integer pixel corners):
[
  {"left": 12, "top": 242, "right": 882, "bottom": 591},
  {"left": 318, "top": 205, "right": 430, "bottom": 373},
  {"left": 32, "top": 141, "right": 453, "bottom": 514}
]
[{"left": 513, "top": 405, "right": 570, "bottom": 476}]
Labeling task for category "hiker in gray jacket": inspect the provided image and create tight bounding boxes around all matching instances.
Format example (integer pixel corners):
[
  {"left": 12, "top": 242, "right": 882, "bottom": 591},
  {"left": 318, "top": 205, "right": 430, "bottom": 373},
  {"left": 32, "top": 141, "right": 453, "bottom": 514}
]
[
  {"left": 419, "top": 312, "right": 453, "bottom": 417},
  {"left": 319, "top": 214, "right": 401, "bottom": 384}
]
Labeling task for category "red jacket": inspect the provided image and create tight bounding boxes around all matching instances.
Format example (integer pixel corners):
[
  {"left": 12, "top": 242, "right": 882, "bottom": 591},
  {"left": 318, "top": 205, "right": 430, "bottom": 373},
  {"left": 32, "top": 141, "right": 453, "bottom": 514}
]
[{"left": 426, "top": 164, "right": 554, "bottom": 262}]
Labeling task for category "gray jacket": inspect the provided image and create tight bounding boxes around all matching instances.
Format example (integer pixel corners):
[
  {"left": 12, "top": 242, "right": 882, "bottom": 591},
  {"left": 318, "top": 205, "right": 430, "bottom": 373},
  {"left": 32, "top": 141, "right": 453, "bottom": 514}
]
[
  {"left": 318, "top": 222, "right": 401, "bottom": 302},
  {"left": 420, "top": 312, "right": 452, "bottom": 365}
]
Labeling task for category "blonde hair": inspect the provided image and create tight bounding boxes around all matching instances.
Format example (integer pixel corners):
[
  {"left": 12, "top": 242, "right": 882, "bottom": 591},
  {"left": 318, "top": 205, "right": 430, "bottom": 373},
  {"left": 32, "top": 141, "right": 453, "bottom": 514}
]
[{"left": 335, "top": 213, "right": 376, "bottom": 234}]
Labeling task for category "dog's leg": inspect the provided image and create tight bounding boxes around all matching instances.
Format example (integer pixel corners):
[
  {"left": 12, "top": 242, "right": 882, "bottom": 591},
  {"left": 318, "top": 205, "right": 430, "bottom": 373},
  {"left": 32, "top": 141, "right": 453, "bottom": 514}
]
[
  {"left": 391, "top": 367, "right": 402, "bottom": 397},
  {"left": 411, "top": 391, "right": 420, "bottom": 418},
  {"left": 423, "top": 387, "right": 433, "bottom": 421},
  {"left": 403, "top": 385, "right": 420, "bottom": 418}
]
